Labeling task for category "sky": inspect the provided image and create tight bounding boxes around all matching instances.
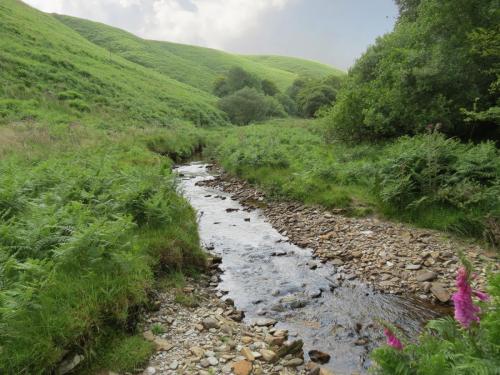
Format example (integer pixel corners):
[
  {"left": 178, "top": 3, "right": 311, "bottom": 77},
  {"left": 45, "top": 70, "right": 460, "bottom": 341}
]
[{"left": 24, "top": 0, "right": 398, "bottom": 70}]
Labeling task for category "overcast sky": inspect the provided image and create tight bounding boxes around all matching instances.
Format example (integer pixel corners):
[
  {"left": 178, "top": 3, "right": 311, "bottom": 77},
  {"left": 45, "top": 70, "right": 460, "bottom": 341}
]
[{"left": 24, "top": 0, "right": 398, "bottom": 70}]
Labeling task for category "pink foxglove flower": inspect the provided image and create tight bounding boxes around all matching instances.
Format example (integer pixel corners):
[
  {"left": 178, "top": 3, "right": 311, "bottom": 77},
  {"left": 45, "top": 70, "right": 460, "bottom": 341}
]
[
  {"left": 451, "top": 267, "right": 489, "bottom": 328},
  {"left": 384, "top": 327, "right": 403, "bottom": 350}
]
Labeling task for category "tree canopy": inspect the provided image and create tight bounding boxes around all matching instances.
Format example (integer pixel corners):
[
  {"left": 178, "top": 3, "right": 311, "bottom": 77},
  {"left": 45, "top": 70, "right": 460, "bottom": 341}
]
[{"left": 327, "top": 0, "right": 500, "bottom": 142}]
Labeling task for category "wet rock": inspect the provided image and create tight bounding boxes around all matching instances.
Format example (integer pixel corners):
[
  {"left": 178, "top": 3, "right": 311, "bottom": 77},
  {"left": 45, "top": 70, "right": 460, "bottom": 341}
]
[
  {"left": 202, "top": 317, "right": 220, "bottom": 329},
  {"left": 330, "top": 258, "right": 344, "bottom": 266},
  {"left": 190, "top": 346, "right": 205, "bottom": 357},
  {"left": 153, "top": 337, "right": 173, "bottom": 351},
  {"left": 405, "top": 264, "right": 422, "bottom": 270},
  {"left": 284, "top": 358, "right": 304, "bottom": 367},
  {"left": 308, "top": 289, "right": 322, "bottom": 298},
  {"left": 229, "top": 310, "right": 245, "bottom": 322},
  {"left": 354, "top": 338, "right": 369, "bottom": 346},
  {"left": 259, "top": 349, "right": 277, "bottom": 362},
  {"left": 430, "top": 283, "right": 451, "bottom": 303},
  {"left": 255, "top": 318, "right": 277, "bottom": 327},
  {"left": 276, "top": 340, "right": 304, "bottom": 358},
  {"left": 416, "top": 271, "right": 437, "bottom": 282},
  {"left": 233, "top": 360, "right": 252, "bottom": 375},
  {"left": 240, "top": 347, "right": 255, "bottom": 361},
  {"left": 207, "top": 356, "right": 219, "bottom": 366},
  {"left": 308, "top": 350, "right": 330, "bottom": 364},
  {"left": 57, "top": 354, "right": 84, "bottom": 375}
]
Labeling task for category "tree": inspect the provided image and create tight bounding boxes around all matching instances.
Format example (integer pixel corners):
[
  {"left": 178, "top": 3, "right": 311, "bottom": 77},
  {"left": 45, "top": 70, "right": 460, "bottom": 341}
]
[
  {"left": 327, "top": 0, "right": 500, "bottom": 142},
  {"left": 261, "top": 79, "right": 279, "bottom": 96},
  {"left": 218, "top": 87, "right": 285, "bottom": 125},
  {"left": 213, "top": 76, "right": 230, "bottom": 97},
  {"left": 288, "top": 75, "right": 343, "bottom": 118}
]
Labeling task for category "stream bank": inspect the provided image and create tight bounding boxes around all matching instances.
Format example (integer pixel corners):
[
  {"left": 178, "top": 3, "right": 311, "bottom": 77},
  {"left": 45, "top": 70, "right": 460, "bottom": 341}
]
[
  {"left": 201, "top": 165, "right": 494, "bottom": 304},
  {"left": 140, "top": 162, "right": 495, "bottom": 375}
]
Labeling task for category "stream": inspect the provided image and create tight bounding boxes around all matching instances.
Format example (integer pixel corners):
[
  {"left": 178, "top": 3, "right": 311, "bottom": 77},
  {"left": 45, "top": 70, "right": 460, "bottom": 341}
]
[{"left": 176, "top": 162, "right": 439, "bottom": 374}]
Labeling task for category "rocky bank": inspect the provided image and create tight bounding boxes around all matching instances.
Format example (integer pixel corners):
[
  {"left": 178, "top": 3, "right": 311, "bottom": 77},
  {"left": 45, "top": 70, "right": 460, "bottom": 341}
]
[
  {"left": 140, "top": 258, "right": 334, "bottom": 375},
  {"left": 199, "top": 166, "right": 497, "bottom": 304}
]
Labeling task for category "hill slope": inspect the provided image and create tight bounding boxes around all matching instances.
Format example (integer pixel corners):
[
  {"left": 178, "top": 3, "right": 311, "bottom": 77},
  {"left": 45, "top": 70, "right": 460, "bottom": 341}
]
[
  {"left": 0, "top": 0, "right": 225, "bottom": 127},
  {"left": 244, "top": 55, "right": 345, "bottom": 78},
  {"left": 55, "top": 15, "right": 341, "bottom": 93},
  {"left": 1, "top": 0, "right": 342, "bottom": 128}
]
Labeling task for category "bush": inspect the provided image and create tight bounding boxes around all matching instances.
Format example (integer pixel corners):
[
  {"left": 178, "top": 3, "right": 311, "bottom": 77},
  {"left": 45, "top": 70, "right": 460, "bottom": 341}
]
[
  {"left": 213, "top": 67, "right": 261, "bottom": 97},
  {"left": 377, "top": 133, "right": 500, "bottom": 241},
  {"left": 288, "top": 75, "right": 343, "bottom": 118},
  {"left": 218, "top": 87, "right": 286, "bottom": 125}
]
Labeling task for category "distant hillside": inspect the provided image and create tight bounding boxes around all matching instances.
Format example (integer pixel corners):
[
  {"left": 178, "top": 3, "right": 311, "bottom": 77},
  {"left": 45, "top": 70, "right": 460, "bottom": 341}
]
[
  {"left": 245, "top": 55, "right": 344, "bottom": 79},
  {"left": 55, "top": 15, "right": 342, "bottom": 93},
  {"left": 0, "top": 0, "right": 225, "bottom": 126},
  {"left": 0, "top": 0, "right": 343, "bottom": 127}
]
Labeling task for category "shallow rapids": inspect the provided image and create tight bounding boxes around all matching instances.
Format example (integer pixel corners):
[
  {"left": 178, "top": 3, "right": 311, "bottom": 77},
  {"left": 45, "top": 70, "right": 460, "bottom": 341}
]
[{"left": 175, "top": 162, "right": 439, "bottom": 374}]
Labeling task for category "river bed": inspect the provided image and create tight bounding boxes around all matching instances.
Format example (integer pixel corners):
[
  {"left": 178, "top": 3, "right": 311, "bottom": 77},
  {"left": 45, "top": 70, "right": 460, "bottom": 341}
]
[{"left": 176, "top": 162, "right": 439, "bottom": 374}]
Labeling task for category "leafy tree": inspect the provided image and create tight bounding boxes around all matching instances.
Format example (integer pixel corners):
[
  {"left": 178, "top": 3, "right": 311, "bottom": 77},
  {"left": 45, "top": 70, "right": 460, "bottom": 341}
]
[
  {"left": 218, "top": 87, "right": 285, "bottom": 125},
  {"left": 226, "top": 66, "right": 261, "bottom": 93},
  {"left": 289, "top": 75, "right": 343, "bottom": 118},
  {"left": 276, "top": 93, "right": 297, "bottom": 116},
  {"left": 327, "top": 0, "right": 500, "bottom": 142},
  {"left": 213, "top": 76, "right": 230, "bottom": 97},
  {"left": 261, "top": 79, "right": 280, "bottom": 96}
]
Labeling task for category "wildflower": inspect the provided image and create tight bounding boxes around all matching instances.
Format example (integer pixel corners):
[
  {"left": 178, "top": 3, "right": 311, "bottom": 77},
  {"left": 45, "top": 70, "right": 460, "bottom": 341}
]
[
  {"left": 384, "top": 327, "right": 403, "bottom": 350},
  {"left": 451, "top": 266, "right": 489, "bottom": 328}
]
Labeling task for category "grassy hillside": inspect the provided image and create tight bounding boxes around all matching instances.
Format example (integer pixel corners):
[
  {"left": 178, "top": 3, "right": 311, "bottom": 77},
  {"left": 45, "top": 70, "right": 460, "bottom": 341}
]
[
  {"left": 0, "top": 0, "right": 225, "bottom": 127},
  {"left": 54, "top": 15, "right": 341, "bottom": 93},
  {"left": 245, "top": 55, "right": 345, "bottom": 78}
]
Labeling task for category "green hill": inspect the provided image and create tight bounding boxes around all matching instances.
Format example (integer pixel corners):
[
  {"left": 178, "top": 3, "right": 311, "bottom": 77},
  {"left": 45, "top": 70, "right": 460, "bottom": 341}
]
[
  {"left": 55, "top": 15, "right": 342, "bottom": 93},
  {"left": 244, "top": 55, "right": 345, "bottom": 78},
  {"left": 0, "top": 0, "right": 226, "bottom": 127},
  {"left": 0, "top": 1, "right": 342, "bottom": 128}
]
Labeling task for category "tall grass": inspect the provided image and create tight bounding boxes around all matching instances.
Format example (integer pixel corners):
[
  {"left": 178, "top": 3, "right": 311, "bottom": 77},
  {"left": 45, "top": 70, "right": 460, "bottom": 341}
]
[
  {"left": 209, "top": 120, "right": 499, "bottom": 245},
  {"left": 0, "top": 122, "right": 206, "bottom": 374}
]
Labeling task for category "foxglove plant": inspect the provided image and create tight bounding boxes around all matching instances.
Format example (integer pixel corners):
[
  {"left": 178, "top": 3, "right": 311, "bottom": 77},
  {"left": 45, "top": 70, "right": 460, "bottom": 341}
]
[
  {"left": 451, "top": 266, "right": 489, "bottom": 328},
  {"left": 383, "top": 327, "right": 403, "bottom": 350}
]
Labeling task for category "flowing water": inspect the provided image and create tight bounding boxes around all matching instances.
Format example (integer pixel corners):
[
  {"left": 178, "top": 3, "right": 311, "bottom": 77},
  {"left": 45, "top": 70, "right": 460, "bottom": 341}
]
[{"left": 176, "top": 162, "right": 440, "bottom": 374}]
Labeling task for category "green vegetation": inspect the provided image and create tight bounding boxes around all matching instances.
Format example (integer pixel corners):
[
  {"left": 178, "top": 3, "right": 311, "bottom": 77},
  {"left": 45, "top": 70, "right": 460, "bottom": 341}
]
[
  {"left": 326, "top": 0, "right": 499, "bottom": 142},
  {"left": 288, "top": 75, "right": 344, "bottom": 118},
  {"left": 54, "top": 16, "right": 340, "bottom": 94},
  {"left": 209, "top": 120, "right": 500, "bottom": 244},
  {"left": 0, "top": 122, "right": 206, "bottom": 374},
  {"left": 80, "top": 333, "right": 155, "bottom": 374},
  {"left": 208, "top": 119, "right": 379, "bottom": 212},
  {"left": 0, "top": 0, "right": 225, "bottom": 127},
  {"left": 244, "top": 55, "right": 345, "bottom": 79},
  {"left": 372, "top": 272, "right": 500, "bottom": 374},
  {"left": 219, "top": 87, "right": 286, "bottom": 125},
  {"left": 1, "top": 0, "right": 498, "bottom": 373}
]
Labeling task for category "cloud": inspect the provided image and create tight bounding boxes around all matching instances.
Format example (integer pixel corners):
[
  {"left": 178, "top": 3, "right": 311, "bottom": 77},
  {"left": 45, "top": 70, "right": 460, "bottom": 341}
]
[{"left": 24, "top": 0, "right": 292, "bottom": 48}]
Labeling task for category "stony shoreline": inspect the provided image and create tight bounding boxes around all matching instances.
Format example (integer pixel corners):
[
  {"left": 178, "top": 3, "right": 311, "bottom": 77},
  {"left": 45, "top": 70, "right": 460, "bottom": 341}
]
[
  {"left": 140, "top": 258, "right": 333, "bottom": 375},
  {"left": 199, "top": 166, "right": 496, "bottom": 305}
]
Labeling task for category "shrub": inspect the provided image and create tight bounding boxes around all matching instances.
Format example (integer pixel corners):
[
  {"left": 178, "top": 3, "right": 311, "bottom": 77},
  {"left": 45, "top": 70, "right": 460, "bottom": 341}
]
[
  {"left": 377, "top": 133, "right": 500, "bottom": 241},
  {"left": 218, "top": 87, "right": 286, "bottom": 125}
]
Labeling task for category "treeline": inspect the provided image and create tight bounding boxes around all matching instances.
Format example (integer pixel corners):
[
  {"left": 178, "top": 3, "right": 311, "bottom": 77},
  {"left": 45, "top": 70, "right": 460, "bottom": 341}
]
[
  {"left": 213, "top": 66, "right": 343, "bottom": 124},
  {"left": 327, "top": 0, "right": 499, "bottom": 142}
]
